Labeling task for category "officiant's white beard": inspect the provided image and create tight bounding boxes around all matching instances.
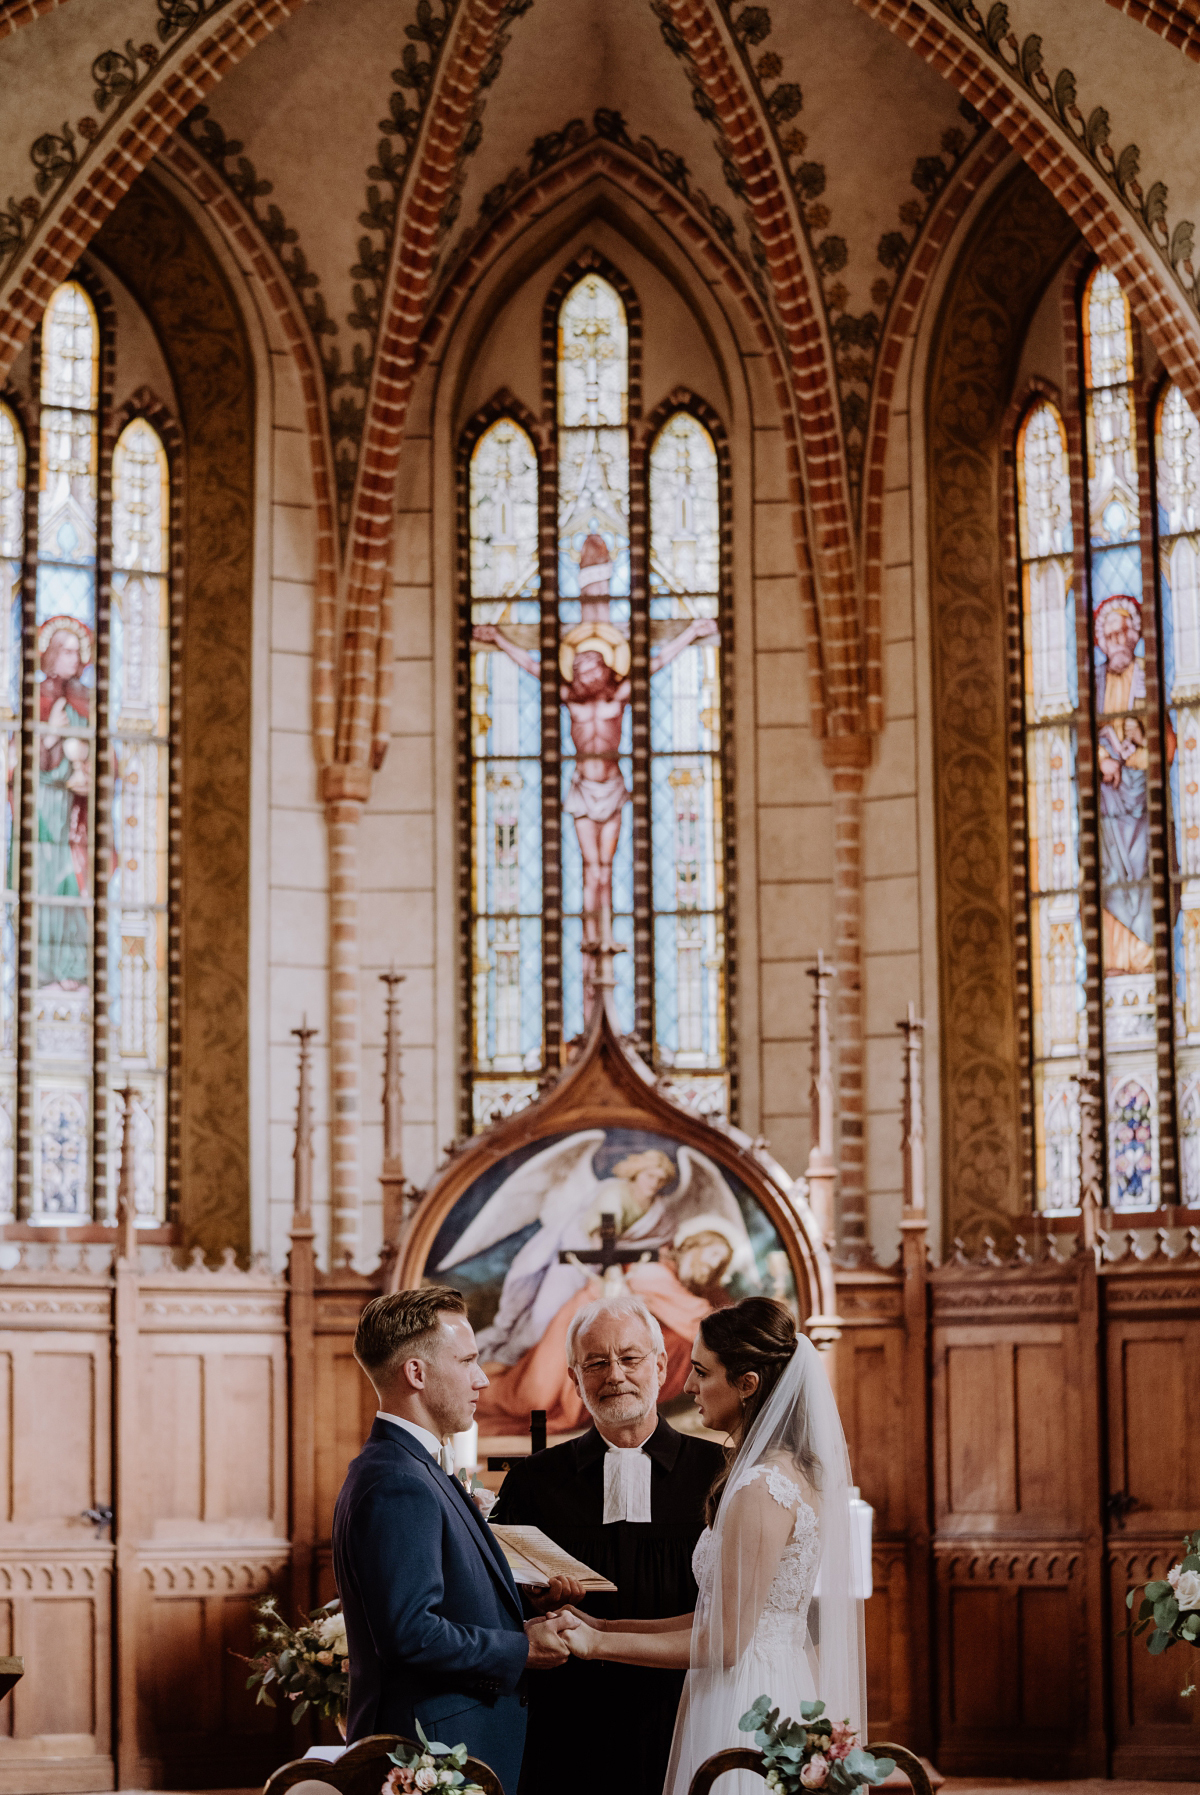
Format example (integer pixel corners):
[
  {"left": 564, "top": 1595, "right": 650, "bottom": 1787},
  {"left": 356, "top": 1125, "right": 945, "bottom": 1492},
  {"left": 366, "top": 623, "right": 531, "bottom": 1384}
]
[{"left": 587, "top": 1381, "right": 657, "bottom": 1428}]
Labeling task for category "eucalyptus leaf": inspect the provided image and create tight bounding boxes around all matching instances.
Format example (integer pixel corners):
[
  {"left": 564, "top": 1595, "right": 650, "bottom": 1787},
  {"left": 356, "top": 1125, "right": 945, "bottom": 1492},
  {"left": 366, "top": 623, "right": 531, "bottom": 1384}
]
[
  {"left": 1145, "top": 1581, "right": 1171, "bottom": 1600},
  {"left": 1154, "top": 1596, "right": 1180, "bottom": 1630},
  {"left": 1149, "top": 1629, "right": 1175, "bottom": 1655}
]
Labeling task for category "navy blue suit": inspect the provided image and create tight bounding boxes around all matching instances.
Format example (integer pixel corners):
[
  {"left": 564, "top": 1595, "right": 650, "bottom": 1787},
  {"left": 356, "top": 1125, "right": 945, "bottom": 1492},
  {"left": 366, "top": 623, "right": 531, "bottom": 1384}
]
[{"left": 333, "top": 1419, "right": 530, "bottom": 1793}]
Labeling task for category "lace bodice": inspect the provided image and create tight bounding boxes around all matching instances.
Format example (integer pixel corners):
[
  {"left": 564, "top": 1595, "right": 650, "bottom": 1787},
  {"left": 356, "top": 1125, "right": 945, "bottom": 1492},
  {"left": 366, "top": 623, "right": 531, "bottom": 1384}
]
[{"left": 691, "top": 1465, "right": 819, "bottom": 1655}]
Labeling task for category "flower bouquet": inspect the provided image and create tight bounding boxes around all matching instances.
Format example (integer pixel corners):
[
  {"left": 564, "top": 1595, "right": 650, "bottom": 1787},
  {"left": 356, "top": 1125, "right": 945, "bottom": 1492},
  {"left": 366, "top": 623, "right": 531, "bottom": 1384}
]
[
  {"left": 242, "top": 1595, "right": 349, "bottom": 1727},
  {"left": 1124, "top": 1529, "right": 1200, "bottom": 1698},
  {"left": 739, "top": 1697, "right": 895, "bottom": 1793},
  {"left": 382, "top": 1720, "right": 487, "bottom": 1794}
]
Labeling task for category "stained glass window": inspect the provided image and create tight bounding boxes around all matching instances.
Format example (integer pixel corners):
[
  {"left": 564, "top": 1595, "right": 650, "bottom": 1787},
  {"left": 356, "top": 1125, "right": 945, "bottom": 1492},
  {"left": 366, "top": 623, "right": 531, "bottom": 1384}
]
[
  {"left": 468, "top": 417, "right": 544, "bottom": 1128},
  {"left": 649, "top": 411, "right": 726, "bottom": 1111},
  {"left": 33, "top": 280, "right": 99, "bottom": 1218},
  {"left": 1156, "top": 381, "right": 1200, "bottom": 1201},
  {"left": 1016, "top": 400, "right": 1085, "bottom": 1208},
  {"left": 464, "top": 268, "right": 732, "bottom": 1129},
  {"left": 0, "top": 403, "right": 24, "bottom": 1214},
  {"left": 556, "top": 274, "right": 634, "bottom": 1040},
  {"left": 109, "top": 419, "right": 171, "bottom": 1217},
  {"left": 1082, "top": 265, "right": 1160, "bottom": 1206},
  {"left": 0, "top": 279, "right": 176, "bottom": 1226}
]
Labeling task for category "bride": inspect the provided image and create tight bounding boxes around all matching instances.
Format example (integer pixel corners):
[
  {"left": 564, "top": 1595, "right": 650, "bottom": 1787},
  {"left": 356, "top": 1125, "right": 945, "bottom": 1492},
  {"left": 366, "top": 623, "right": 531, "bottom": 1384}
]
[{"left": 558, "top": 1297, "right": 866, "bottom": 1794}]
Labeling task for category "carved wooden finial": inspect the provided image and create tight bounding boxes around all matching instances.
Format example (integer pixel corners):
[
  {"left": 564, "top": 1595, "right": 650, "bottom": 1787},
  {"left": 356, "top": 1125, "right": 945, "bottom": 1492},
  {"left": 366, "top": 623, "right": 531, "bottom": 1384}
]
[
  {"left": 897, "top": 1001, "right": 926, "bottom": 1217},
  {"left": 115, "top": 1086, "right": 139, "bottom": 1263},
  {"left": 291, "top": 1017, "right": 318, "bottom": 1236},
  {"left": 1076, "top": 1070, "right": 1103, "bottom": 1249},
  {"left": 380, "top": 967, "right": 406, "bottom": 1174},
  {"left": 804, "top": 951, "right": 836, "bottom": 1249}
]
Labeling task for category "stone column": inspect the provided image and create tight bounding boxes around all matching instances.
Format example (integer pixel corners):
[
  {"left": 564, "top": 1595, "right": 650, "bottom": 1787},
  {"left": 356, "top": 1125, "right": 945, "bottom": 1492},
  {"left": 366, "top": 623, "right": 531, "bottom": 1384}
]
[
  {"left": 824, "top": 737, "right": 870, "bottom": 1262},
  {"left": 322, "top": 763, "right": 371, "bottom": 1266}
]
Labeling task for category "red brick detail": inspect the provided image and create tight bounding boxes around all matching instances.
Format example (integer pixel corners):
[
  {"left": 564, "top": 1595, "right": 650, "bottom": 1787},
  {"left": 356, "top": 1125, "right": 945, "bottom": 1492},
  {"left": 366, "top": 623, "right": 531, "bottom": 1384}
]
[
  {"left": 852, "top": 0, "right": 1200, "bottom": 422},
  {"left": 1104, "top": 0, "right": 1200, "bottom": 61},
  {"left": 861, "top": 131, "right": 1011, "bottom": 734},
  {"left": 0, "top": 0, "right": 307, "bottom": 384},
  {"left": 831, "top": 766, "right": 869, "bottom": 1257},
  {"left": 156, "top": 136, "right": 340, "bottom": 762},
  {"left": 0, "top": 0, "right": 76, "bottom": 36},
  {"left": 335, "top": 0, "right": 514, "bottom": 770},
  {"left": 664, "top": 0, "right": 861, "bottom": 742}
]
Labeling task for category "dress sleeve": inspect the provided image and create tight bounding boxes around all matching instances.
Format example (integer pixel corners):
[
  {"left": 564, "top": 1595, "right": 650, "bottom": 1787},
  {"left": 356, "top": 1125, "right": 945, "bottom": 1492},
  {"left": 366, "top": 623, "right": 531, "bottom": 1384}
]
[{"left": 693, "top": 1471, "right": 797, "bottom": 1669}]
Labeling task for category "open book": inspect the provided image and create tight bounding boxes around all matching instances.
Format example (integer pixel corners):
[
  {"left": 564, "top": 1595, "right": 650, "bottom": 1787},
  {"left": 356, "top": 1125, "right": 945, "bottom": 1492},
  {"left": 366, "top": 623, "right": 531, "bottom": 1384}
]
[{"left": 490, "top": 1523, "right": 617, "bottom": 1592}]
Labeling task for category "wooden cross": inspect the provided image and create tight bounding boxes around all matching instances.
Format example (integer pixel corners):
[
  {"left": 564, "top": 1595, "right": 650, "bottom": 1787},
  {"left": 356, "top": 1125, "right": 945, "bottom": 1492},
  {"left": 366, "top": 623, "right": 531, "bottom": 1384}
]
[{"left": 558, "top": 1211, "right": 660, "bottom": 1273}]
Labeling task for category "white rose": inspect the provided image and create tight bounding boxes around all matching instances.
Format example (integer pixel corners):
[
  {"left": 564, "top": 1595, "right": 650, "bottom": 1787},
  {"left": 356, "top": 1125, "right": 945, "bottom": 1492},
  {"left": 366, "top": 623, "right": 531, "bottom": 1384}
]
[
  {"left": 316, "top": 1651, "right": 334, "bottom": 1666},
  {"left": 438, "top": 1773, "right": 457, "bottom": 1786},
  {"left": 414, "top": 1770, "right": 438, "bottom": 1791},
  {"left": 1173, "top": 1568, "right": 1200, "bottom": 1611},
  {"left": 471, "top": 1487, "right": 498, "bottom": 1520}
]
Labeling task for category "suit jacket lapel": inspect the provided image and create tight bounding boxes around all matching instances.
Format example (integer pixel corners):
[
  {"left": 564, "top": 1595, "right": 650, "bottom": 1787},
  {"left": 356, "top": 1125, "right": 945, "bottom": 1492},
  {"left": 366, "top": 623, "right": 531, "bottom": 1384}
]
[{"left": 374, "top": 1420, "right": 523, "bottom": 1621}]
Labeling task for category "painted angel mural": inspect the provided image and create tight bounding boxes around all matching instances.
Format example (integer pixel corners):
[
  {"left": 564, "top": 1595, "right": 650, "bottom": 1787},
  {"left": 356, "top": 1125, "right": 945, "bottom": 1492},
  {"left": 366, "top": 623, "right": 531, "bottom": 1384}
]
[{"left": 435, "top": 1128, "right": 758, "bottom": 1432}]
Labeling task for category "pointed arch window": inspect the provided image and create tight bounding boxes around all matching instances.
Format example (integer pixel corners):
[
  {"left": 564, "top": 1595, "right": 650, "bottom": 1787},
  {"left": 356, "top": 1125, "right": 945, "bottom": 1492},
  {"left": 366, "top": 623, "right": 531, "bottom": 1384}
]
[
  {"left": 1016, "top": 261, "right": 1200, "bottom": 1210},
  {"left": 0, "top": 277, "right": 177, "bottom": 1226},
  {"left": 463, "top": 266, "right": 732, "bottom": 1131}
]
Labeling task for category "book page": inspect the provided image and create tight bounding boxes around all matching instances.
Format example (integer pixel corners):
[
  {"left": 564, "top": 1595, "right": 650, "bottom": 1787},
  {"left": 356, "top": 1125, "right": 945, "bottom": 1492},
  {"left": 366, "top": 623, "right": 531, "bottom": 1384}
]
[{"left": 490, "top": 1524, "right": 617, "bottom": 1592}]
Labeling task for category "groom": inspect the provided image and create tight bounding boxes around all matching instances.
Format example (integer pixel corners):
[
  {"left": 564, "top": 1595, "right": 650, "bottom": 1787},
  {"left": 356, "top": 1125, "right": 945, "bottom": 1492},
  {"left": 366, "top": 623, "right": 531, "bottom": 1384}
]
[{"left": 333, "top": 1288, "right": 571, "bottom": 1794}]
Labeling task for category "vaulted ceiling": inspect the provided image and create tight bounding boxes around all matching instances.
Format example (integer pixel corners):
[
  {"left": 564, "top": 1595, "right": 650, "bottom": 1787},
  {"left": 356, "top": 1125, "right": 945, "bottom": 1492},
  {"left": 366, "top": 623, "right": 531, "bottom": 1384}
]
[{"left": 3, "top": 0, "right": 1200, "bottom": 751}]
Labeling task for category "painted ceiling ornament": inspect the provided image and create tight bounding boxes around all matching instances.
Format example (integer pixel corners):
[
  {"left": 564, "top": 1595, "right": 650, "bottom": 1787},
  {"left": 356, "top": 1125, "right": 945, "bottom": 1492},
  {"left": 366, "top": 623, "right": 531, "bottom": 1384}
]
[{"left": 1, "top": 0, "right": 234, "bottom": 279}]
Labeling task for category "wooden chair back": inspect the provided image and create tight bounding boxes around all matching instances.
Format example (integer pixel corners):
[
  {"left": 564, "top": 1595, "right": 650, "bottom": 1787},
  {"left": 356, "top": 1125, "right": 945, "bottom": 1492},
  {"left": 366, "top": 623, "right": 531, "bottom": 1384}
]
[
  {"left": 686, "top": 1741, "right": 934, "bottom": 1795},
  {"left": 263, "top": 1734, "right": 503, "bottom": 1795}
]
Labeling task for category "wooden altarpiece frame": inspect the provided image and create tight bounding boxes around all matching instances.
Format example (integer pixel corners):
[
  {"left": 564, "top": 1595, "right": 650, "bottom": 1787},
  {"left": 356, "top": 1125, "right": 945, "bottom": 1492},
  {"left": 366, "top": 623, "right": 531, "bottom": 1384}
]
[{"left": 390, "top": 1002, "right": 838, "bottom": 1335}]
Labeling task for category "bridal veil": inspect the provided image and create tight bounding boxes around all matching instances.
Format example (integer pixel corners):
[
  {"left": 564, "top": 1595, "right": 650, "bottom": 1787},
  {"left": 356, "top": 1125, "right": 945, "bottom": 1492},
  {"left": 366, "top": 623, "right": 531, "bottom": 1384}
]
[{"left": 664, "top": 1333, "right": 866, "bottom": 1793}]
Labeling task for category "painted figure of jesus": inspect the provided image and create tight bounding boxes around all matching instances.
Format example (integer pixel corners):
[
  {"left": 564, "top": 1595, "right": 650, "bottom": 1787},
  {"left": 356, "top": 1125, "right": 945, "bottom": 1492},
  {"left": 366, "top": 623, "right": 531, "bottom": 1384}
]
[{"left": 472, "top": 533, "right": 716, "bottom": 1020}]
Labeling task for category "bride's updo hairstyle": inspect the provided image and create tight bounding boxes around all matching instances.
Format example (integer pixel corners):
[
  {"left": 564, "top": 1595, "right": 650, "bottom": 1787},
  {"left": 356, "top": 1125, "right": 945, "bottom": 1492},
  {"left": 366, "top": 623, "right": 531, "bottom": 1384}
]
[{"left": 699, "top": 1296, "right": 819, "bottom": 1523}]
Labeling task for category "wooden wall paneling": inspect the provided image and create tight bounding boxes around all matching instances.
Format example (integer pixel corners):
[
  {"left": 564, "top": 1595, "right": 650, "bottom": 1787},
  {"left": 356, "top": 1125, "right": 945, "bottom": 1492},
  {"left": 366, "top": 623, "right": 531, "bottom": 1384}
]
[
  {"left": 833, "top": 1265, "right": 925, "bottom": 1751},
  {"left": 928, "top": 1262, "right": 1093, "bottom": 1774},
  {"left": 934, "top": 1545, "right": 1089, "bottom": 1775},
  {"left": 1109, "top": 1541, "right": 1200, "bottom": 1775},
  {"left": 1104, "top": 1311, "right": 1200, "bottom": 1535},
  {"left": 123, "top": 1251, "right": 291, "bottom": 1790},
  {"left": 312, "top": 1272, "right": 381, "bottom": 1606},
  {"left": 1103, "top": 1263, "right": 1200, "bottom": 1778},
  {"left": 0, "top": 1247, "right": 114, "bottom": 1795}
]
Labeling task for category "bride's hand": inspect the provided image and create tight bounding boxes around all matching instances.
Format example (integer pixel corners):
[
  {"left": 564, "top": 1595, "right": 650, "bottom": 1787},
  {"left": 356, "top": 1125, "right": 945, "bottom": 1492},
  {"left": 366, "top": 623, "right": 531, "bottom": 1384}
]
[
  {"left": 560, "top": 1619, "right": 604, "bottom": 1660},
  {"left": 547, "top": 1604, "right": 604, "bottom": 1630}
]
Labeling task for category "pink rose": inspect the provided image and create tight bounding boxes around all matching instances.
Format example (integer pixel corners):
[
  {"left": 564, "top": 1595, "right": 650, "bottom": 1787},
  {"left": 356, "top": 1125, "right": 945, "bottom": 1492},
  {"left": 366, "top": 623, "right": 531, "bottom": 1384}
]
[
  {"left": 316, "top": 1651, "right": 334, "bottom": 1665},
  {"left": 382, "top": 1769, "right": 415, "bottom": 1794},
  {"left": 828, "top": 1723, "right": 857, "bottom": 1762},
  {"left": 800, "top": 1756, "right": 829, "bottom": 1788}
]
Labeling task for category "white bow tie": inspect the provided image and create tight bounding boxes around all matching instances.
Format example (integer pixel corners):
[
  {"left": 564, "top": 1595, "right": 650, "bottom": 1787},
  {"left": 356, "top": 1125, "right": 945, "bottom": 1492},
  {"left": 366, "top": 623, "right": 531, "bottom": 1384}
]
[{"left": 603, "top": 1444, "right": 652, "bottom": 1524}]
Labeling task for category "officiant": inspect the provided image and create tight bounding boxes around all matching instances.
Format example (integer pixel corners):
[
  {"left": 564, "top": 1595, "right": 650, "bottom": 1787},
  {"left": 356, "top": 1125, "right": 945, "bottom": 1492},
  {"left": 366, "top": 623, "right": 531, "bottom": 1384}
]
[{"left": 491, "top": 1294, "right": 721, "bottom": 1795}]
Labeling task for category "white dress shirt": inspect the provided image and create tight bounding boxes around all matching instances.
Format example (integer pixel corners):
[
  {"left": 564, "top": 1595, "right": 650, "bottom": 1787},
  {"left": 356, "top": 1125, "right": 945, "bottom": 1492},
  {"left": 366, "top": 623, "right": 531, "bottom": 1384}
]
[
  {"left": 603, "top": 1442, "right": 653, "bottom": 1523},
  {"left": 377, "top": 1411, "right": 452, "bottom": 1471}
]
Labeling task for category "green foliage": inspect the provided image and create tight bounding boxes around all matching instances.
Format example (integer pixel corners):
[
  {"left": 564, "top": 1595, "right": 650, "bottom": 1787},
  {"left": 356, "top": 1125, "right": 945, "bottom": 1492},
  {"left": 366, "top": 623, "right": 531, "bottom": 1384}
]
[
  {"left": 242, "top": 1595, "right": 348, "bottom": 1727},
  {"left": 1119, "top": 1531, "right": 1200, "bottom": 1697},
  {"left": 739, "top": 1696, "right": 895, "bottom": 1795},
  {"left": 385, "top": 1719, "right": 487, "bottom": 1794}
]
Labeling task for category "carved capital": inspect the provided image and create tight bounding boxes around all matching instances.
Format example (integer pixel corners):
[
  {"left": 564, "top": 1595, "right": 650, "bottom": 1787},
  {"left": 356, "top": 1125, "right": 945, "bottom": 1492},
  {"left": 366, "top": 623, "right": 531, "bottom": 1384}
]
[{"left": 321, "top": 763, "right": 372, "bottom": 804}]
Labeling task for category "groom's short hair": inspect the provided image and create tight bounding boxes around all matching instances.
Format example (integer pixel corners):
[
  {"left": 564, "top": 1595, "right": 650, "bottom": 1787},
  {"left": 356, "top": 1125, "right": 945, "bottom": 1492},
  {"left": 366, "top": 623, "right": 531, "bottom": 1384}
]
[{"left": 355, "top": 1286, "right": 467, "bottom": 1377}]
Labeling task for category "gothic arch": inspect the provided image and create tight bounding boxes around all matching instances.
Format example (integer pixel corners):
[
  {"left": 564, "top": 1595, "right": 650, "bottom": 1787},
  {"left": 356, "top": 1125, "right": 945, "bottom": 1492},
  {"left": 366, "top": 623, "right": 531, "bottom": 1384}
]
[{"left": 90, "top": 169, "right": 256, "bottom": 1258}]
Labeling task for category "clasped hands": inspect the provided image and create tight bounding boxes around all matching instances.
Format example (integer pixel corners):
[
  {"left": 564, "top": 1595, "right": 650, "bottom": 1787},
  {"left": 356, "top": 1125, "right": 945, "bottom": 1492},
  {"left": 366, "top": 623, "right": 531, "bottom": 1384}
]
[{"left": 522, "top": 1576, "right": 603, "bottom": 1667}]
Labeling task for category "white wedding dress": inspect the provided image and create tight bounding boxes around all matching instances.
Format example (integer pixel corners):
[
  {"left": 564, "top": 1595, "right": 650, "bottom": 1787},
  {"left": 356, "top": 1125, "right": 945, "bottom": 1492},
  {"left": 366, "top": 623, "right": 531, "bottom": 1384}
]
[{"left": 664, "top": 1462, "right": 822, "bottom": 1795}]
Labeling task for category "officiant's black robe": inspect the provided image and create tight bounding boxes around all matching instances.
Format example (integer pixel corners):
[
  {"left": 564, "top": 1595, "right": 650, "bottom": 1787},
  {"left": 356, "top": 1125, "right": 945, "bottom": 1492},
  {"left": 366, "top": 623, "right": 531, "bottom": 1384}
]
[{"left": 492, "top": 1416, "right": 722, "bottom": 1795}]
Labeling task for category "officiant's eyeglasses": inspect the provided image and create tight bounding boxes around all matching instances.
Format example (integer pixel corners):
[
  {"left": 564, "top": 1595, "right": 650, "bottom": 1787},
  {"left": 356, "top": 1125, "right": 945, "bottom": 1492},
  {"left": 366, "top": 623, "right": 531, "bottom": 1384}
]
[{"left": 577, "top": 1349, "right": 652, "bottom": 1379}]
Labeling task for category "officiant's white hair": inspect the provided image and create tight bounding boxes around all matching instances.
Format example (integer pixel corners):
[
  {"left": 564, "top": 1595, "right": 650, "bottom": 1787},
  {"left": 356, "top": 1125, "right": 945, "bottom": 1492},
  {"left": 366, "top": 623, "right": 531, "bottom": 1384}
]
[{"left": 565, "top": 1294, "right": 665, "bottom": 1366}]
